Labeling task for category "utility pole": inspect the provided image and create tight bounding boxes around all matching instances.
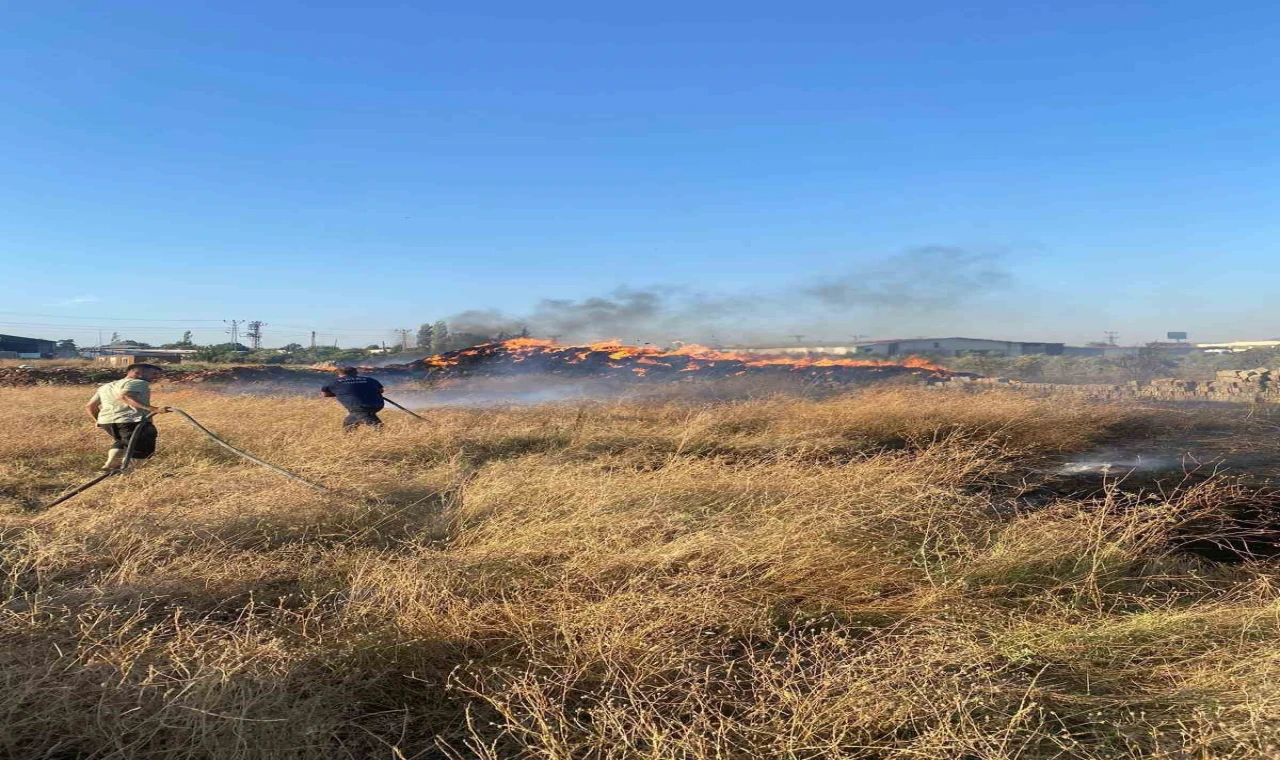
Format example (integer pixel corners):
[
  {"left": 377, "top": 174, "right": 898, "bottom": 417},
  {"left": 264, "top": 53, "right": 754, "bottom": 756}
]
[
  {"left": 224, "top": 319, "right": 244, "bottom": 348},
  {"left": 791, "top": 334, "right": 806, "bottom": 345},
  {"left": 1104, "top": 331, "right": 1119, "bottom": 346},
  {"left": 310, "top": 331, "right": 316, "bottom": 350},
  {"left": 393, "top": 328, "right": 412, "bottom": 350},
  {"left": 245, "top": 321, "right": 266, "bottom": 350}
]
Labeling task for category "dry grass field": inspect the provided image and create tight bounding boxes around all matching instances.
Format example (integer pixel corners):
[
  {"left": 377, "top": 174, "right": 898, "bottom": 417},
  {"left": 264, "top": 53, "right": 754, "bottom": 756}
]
[{"left": 2, "top": 385, "right": 1280, "bottom": 758}]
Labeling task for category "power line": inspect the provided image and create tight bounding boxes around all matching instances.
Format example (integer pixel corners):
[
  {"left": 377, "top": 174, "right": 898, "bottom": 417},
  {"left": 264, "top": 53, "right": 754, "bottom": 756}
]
[
  {"left": 0, "top": 322, "right": 385, "bottom": 341},
  {"left": 224, "top": 319, "right": 244, "bottom": 347},
  {"left": 245, "top": 321, "right": 266, "bottom": 350},
  {"left": 0, "top": 313, "right": 401, "bottom": 336},
  {"left": 0, "top": 311, "right": 224, "bottom": 322}
]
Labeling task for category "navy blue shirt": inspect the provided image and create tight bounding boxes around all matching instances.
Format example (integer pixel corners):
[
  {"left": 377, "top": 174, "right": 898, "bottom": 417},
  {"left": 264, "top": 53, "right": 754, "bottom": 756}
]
[{"left": 321, "top": 376, "right": 385, "bottom": 411}]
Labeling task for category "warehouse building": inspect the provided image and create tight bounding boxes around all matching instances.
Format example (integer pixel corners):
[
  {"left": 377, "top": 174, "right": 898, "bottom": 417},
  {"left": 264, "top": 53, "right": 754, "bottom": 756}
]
[
  {"left": 92, "top": 348, "right": 197, "bottom": 366},
  {"left": 0, "top": 334, "right": 56, "bottom": 359},
  {"left": 732, "top": 337, "right": 1066, "bottom": 358},
  {"left": 847, "top": 337, "right": 1065, "bottom": 358}
]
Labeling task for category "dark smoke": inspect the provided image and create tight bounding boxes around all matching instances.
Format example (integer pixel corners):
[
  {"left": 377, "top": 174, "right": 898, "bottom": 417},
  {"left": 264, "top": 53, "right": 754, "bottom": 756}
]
[
  {"left": 529, "top": 290, "right": 666, "bottom": 336},
  {"left": 805, "top": 246, "right": 1013, "bottom": 310},
  {"left": 446, "top": 246, "right": 1014, "bottom": 343},
  {"left": 447, "top": 309, "right": 527, "bottom": 337}
]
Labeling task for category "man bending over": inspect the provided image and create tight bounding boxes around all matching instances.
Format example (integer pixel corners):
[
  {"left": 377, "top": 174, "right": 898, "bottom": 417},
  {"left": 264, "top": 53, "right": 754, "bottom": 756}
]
[
  {"left": 320, "top": 366, "right": 385, "bottom": 430},
  {"left": 86, "top": 363, "right": 171, "bottom": 470}
]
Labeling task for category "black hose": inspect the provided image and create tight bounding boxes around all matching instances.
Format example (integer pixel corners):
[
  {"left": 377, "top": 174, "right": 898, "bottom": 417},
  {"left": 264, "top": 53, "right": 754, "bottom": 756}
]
[
  {"left": 118, "top": 413, "right": 153, "bottom": 470},
  {"left": 382, "top": 396, "right": 428, "bottom": 422},
  {"left": 44, "top": 409, "right": 328, "bottom": 509},
  {"left": 166, "top": 407, "right": 328, "bottom": 491},
  {"left": 43, "top": 414, "right": 152, "bottom": 509},
  {"left": 43, "top": 471, "right": 116, "bottom": 509}
]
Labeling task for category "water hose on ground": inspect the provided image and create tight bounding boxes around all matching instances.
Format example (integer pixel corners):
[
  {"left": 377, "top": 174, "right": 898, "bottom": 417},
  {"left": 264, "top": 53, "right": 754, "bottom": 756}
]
[
  {"left": 43, "top": 414, "right": 153, "bottom": 508},
  {"left": 165, "top": 408, "right": 328, "bottom": 491},
  {"left": 42, "top": 408, "right": 327, "bottom": 509}
]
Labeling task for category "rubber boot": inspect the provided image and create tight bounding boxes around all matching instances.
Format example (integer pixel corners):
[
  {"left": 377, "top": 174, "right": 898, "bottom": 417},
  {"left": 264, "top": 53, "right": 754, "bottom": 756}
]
[{"left": 101, "top": 448, "right": 125, "bottom": 471}]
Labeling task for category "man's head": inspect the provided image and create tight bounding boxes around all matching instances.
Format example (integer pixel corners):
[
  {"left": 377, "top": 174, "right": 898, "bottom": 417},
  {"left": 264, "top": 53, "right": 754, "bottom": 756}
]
[
  {"left": 335, "top": 366, "right": 358, "bottom": 377},
  {"left": 124, "top": 363, "right": 164, "bottom": 382}
]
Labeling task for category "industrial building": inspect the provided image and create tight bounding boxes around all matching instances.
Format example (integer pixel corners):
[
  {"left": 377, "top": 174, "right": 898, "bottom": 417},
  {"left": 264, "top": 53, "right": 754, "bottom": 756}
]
[
  {"left": 0, "top": 334, "right": 56, "bottom": 359},
  {"left": 847, "top": 337, "right": 1065, "bottom": 358},
  {"left": 733, "top": 338, "right": 1066, "bottom": 358},
  {"left": 1196, "top": 340, "right": 1280, "bottom": 354},
  {"left": 92, "top": 348, "right": 197, "bottom": 366}
]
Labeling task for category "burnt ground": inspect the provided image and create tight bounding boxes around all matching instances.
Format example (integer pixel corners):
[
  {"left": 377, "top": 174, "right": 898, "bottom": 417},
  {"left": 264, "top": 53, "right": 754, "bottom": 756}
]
[{"left": 1013, "top": 402, "right": 1280, "bottom": 563}]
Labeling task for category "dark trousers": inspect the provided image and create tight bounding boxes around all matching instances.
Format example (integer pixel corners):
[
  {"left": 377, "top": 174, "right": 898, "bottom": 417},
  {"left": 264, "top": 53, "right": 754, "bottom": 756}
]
[
  {"left": 99, "top": 420, "right": 158, "bottom": 459},
  {"left": 343, "top": 408, "right": 383, "bottom": 430}
]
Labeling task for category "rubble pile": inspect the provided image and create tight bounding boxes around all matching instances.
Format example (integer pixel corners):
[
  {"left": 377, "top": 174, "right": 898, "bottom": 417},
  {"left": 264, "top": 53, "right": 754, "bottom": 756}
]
[
  {"left": 0, "top": 365, "right": 334, "bottom": 387},
  {"left": 932, "top": 367, "right": 1280, "bottom": 403}
]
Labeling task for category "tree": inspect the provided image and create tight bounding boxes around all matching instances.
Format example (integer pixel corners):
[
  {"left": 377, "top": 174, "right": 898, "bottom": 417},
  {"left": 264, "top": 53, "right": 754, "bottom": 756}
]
[
  {"left": 160, "top": 331, "right": 197, "bottom": 349},
  {"left": 1110, "top": 345, "right": 1178, "bottom": 383},
  {"left": 429, "top": 321, "right": 449, "bottom": 355},
  {"left": 366, "top": 344, "right": 381, "bottom": 350},
  {"left": 450, "top": 332, "right": 491, "bottom": 350},
  {"left": 1010, "top": 354, "right": 1046, "bottom": 380},
  {"left": 416, "top": 323, "right": 434, "bottom": 349},
  {"left": 957, "top": 352, "right": 1009, "bottom": 378},
  {"left": 56, "top": 338, "right": 77, "bottom": 351},
  {"left": 109, "top": 332, "right": 120, "bottom": 343},
  {"left": 281, "top": 343, "right": 303, "bottom": 352},
  {"left": 194, "top": 342, "right": 252, "bottom": 363}
]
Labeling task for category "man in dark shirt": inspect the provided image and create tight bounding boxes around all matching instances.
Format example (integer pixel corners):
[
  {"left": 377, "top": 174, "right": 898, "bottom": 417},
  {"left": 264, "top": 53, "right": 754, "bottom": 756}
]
[{"left": 320, "top": 366, "right": 385, "bottom": 430}]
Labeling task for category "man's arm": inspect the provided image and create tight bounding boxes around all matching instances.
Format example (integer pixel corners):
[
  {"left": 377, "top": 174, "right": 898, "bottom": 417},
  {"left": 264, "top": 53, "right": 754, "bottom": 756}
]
[
  {"left": 320, "top": 385, "right": 336, "bottom": 398},
  {"left": 120, "top": 391, "right": 169, "bottom": 415},
  {"left": 85, "top": 394, "right": 101, "bottom": 422}
]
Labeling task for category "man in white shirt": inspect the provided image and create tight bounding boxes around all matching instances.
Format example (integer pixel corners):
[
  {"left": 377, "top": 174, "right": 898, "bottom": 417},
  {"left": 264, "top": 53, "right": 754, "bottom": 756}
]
[{"left": 85, "top": 363, "right": 171, "bottom": 470}]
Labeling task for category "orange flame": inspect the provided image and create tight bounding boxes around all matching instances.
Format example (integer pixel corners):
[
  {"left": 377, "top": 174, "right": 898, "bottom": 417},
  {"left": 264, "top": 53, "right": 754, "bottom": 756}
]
[{"left": 415, "top": 338, "right": 950, "bottom": 373}]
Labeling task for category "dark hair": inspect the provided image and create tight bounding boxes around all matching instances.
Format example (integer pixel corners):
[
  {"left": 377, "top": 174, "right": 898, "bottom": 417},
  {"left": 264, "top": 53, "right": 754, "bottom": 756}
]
[
  {"left": 337, "top": 366, "right": 358, "bottom": 376},
  {"left": 125, "top": 363, "right": 163, "bottom": 374}
]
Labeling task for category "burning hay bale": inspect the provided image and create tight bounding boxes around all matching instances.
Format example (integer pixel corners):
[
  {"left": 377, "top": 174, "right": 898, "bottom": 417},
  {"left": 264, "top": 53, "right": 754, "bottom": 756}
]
[
  {"left": 2, "top": 340, "right": 971, "bottom": 391},
  {"left": 394, "top": 338, "right": 971, "bottom": 385}
]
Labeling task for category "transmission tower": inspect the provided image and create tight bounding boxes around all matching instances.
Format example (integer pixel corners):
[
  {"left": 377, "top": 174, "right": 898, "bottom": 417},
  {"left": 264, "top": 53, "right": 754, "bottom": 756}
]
[
  {"left": 245, "top": 321, "right": 266, "bottom": 350},
  {"left": 791, "top": 334, "right": 806, "bottom": 345},
  {"left": 1104, "top": 331, "right": 1119, "bottom": 346},
  {"left": 224, "top": 319, "right": 244, "bottom": 347},
  {"left": 393, "top": 328, "right": 412, "bottom": 350}
]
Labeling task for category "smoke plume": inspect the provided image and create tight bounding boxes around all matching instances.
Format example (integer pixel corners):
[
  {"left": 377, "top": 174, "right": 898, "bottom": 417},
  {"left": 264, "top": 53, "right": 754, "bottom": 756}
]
[
  {"left": 447, "top": 246, "right": 1013, "bottom": 344},
  {"left": 805, "top": 246, "right": 1013, "bottom": 309}
]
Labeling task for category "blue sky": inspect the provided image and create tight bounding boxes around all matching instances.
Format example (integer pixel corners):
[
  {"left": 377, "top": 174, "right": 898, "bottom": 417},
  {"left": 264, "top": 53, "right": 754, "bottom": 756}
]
[{"left": 3, "top": 2, "right": 1279, "bottom": 347}]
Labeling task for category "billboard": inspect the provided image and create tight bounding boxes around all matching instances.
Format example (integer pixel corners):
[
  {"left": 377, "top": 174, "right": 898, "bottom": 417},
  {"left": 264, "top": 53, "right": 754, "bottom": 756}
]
[{"left": 1167, "top": 332, "right": 1188, "bottom": 341}]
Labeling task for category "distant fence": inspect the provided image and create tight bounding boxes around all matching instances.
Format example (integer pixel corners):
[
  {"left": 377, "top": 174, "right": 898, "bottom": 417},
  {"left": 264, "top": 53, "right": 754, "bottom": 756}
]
[{"left": 930, "top": 368, "right": 1280, "bottom": 403}]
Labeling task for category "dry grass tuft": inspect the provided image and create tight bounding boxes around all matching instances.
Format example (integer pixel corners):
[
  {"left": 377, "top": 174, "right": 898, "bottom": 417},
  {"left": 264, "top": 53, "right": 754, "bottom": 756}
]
[{"left": 1, "top": 385, "right": 1277, "bottom": 758}]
